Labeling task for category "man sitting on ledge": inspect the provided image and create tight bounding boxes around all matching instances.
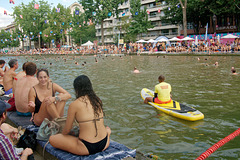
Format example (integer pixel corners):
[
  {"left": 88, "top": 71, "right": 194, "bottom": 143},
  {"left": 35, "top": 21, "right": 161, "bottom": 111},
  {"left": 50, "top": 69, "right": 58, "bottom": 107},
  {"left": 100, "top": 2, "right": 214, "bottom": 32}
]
[{"left": 0, "top": 100, "right": 33, "bottom": 160}]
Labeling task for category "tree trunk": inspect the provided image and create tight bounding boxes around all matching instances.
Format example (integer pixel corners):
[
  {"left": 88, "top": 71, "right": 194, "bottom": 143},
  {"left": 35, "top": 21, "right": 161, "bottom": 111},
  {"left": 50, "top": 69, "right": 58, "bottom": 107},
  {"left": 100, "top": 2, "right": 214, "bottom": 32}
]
[
  {"left": 179, "top": 0, "right": 187, "bottom": 36},
  {"left": 182, "top": 6, "right": 187, "bottom": 36},
  {"left": 101, "top": 19, "right": 104, "bottom": 45},
  {"left": 22, "top": 39, "right": 24, "bottom": 50},
  {"left": 38, "top": 35, "right": 40, "bottom": 49},
  {"left": 29, "top": 38, "right": 31, "bottom": 50}
]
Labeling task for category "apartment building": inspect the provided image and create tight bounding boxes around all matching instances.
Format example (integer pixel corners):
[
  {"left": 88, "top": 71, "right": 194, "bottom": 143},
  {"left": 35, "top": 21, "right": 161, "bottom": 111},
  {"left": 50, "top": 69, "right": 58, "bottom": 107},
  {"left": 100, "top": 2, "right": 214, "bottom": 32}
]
[{"left": 95, "top": 0, "right": 179, "bottom": 44}]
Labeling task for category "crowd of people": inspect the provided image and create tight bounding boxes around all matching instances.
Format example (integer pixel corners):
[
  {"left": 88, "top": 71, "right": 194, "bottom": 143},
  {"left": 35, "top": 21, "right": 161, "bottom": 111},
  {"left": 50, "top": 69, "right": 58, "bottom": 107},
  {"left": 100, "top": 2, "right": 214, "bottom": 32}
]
[
  {"left": 1, "top": 38, "right": 240, "bottom": 55},
  {"left": 0, "top": 59, "right": 111, "bottom": 159}
]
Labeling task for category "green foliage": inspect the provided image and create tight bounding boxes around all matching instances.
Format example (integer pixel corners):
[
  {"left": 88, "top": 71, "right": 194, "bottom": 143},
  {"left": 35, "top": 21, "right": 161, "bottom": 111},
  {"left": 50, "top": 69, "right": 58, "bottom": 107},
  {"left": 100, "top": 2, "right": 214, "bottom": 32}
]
[
  {"left": 128, "top": 0, "right": 153, "bottom": 41},
  {"left": 13, "top": 0, "right": 51, "bottom": 43},
  {"left": 79, "top": 0, "right": 123, "bottom": 44},
  {"left": 162, "top": 0, "right": 240, "bottom": 34},
  {"left": 69, "top": 8, "right": 96, "bottom": 45},
  {"left": 0, "top": 29, "right": 20, "bottom": 49},
  {"left": 48, "top": 3, "right": 71, "bottom": 45}
]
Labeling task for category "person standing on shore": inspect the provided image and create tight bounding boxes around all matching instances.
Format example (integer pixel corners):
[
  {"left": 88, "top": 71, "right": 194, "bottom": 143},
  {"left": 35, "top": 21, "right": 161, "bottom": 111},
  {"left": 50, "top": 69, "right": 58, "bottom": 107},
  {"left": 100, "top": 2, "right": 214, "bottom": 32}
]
[{"left": 144, "top": 75, "right": 172, "bottom": 104}]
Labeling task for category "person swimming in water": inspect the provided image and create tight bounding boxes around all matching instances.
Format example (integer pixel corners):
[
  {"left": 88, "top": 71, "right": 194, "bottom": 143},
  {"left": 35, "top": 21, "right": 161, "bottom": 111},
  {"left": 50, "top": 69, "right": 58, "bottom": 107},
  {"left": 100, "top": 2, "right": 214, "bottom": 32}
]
[
  {"left": 231, "top": 67, "right": 238, "bottom": 75},
  {"left": 49, "top": 75, "right": 111, "bottom": 155},
  {"left": 133, "top": 67, "right": 140, "bottom": 73}
]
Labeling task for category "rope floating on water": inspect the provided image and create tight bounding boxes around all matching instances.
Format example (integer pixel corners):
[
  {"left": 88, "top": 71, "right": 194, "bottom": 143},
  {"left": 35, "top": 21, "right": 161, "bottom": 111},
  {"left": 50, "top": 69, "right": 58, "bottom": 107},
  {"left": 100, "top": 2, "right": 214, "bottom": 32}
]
[{"left": 196, "top": 128, "right": 240, "bottom": 160}]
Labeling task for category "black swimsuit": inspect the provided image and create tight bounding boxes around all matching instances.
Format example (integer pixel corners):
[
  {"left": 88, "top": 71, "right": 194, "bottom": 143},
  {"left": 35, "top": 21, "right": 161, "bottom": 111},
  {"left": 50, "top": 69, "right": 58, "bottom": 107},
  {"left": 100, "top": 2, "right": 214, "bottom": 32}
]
[
  {"left": 78, "top": 117, "right": 108, "bottom": 154},
  {"left": 33, "top": 83, "right": 55, "bottom": 114}
]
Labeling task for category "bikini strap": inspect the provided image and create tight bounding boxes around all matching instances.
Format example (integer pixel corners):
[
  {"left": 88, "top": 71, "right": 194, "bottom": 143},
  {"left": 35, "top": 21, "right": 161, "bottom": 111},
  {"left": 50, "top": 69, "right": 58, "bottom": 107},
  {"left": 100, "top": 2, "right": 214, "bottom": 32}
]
[
  {"left": 33, "top": 87, "right": 37, "bottom": 96},
  {"left": 52, "top": 82, "right": 55, "bottom": 97},
  {"left": 78, "top": 117, "right": 103, "bottom": 137}
]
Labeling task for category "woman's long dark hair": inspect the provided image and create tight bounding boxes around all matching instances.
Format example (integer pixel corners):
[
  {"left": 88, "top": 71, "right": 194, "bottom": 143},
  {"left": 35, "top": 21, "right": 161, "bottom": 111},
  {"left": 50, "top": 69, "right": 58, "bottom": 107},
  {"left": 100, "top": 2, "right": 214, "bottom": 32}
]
[{"left": 74, "top": 75, "right": 103, "bottom": 117}]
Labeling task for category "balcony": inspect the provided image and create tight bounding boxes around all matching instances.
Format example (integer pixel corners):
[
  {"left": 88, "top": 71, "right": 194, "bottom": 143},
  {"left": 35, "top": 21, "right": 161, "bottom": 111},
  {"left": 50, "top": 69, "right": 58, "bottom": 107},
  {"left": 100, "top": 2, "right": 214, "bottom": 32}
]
[
  {"left": 149, "top": 15, "right": 161, "bottom": 21},
  {"left": 103, "top": 23, "right": 113, "bottom": 28},
  {"left": 141, "top": 0, "right": 156, "bottom": 5},
  {"left": 148, "top": 25, "right": 178, "bottom": 31},
  {"left": 118, "top": 3, "right": 130, "bottom": 9},
  {"left": 104, "top": 38, "right": 114, "bottom": 43}
]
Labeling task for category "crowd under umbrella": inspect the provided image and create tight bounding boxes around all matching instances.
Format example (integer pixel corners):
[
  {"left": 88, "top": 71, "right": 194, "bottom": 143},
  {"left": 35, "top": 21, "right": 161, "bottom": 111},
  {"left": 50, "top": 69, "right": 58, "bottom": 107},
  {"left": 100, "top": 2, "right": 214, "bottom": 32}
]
[{"left": 220, "top": 34, "right": 239, "bottom": 45}]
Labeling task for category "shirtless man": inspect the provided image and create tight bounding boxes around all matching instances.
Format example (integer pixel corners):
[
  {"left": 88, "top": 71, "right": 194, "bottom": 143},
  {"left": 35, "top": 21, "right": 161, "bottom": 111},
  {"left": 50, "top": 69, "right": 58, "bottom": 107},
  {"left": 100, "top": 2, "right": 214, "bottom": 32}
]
[
  {"left": 0, "top": 60, "right": 9, "bottom": 85},
  {"left": 12, "top": 62, "right": 28, "bottom": 94},
  {"left": 3, "top": 59, "right": 18, "bottom": 95},
  {"left": 15, "top": 62, "right": 38, "bottom": 116}
]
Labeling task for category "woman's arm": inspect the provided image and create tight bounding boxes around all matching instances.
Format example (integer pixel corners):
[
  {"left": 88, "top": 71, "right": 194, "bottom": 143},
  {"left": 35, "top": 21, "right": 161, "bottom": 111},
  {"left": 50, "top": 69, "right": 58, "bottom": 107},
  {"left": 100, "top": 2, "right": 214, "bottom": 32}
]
[
  {"left": 62, "top": 102, "right": 76, "bottom": 135},
  {"left": 53, "top": 83, "right": 71, "bottom": 102}
]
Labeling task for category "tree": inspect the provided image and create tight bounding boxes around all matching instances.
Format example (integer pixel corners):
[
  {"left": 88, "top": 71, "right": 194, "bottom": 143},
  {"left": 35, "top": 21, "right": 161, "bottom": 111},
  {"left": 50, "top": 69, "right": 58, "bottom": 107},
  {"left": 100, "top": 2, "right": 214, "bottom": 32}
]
[
  {"left": 48, "top": 3, "right": 71, "bottom": 46},
  {"left": 69, "top": 8, "right": 96, "bottom": 45},
  {"left": 162, "top": 0, "right": 240, "bottom": 35},
  {"left": 13, "top": 0, "right": 51, "bottom": 49},
  {"left": 116, "top": 16, "right": 133, "bottom": 43},
  {"left": 0, "top": 30, "right": 20, "bottom": 50},
  {"left": 128, "top": 0, "right": 153, "bottom": 41},
  {"left": 80, "top": 0, "right": 123, "bottom": 45}
]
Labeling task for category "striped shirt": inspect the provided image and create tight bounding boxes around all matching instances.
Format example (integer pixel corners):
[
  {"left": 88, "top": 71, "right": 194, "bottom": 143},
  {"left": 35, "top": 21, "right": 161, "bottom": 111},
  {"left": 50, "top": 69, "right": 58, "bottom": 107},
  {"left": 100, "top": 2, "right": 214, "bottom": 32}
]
[{"left": 0, "top": 129, "right": 20, "bottom": 160}]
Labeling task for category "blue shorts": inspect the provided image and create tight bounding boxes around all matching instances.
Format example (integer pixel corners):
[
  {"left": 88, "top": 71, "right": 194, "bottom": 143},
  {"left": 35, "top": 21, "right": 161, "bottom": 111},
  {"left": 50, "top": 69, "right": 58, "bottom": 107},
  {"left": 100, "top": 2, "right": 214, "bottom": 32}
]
[
  {"left": 17, "top": 111, "right": 32, "bottom": 117},
  {"left": 5, "top": 88, "right": 12, "bottom": 95}
]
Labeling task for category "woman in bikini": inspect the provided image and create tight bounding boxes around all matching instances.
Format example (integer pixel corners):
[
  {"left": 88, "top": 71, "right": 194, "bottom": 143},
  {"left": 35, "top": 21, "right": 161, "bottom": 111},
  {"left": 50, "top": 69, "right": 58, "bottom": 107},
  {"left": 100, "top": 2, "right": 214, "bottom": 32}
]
[
  {"left": 28, "top": 69, "right": 71, "bottom": 126},
  {"left": 49, "top": 75, "right": 111, "bottom": 155}
]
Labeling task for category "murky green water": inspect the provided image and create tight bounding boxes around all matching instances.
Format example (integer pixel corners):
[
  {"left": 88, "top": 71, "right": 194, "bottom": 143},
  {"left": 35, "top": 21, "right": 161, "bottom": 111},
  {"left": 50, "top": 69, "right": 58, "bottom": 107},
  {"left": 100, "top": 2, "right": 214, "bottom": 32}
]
[{"left": 2, "top": 55, "right": 240, "bottom": 159}]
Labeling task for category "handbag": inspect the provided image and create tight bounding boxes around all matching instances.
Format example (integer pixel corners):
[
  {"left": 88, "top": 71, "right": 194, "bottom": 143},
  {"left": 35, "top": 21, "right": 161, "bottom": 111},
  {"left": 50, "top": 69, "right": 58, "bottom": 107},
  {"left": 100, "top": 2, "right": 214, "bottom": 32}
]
[
  {"left": 36, "top": 117, "right": 79, "bottom": 141},
  {"left": 36, "top": 118, "right": 60, "bottom": 141},
  {"left": 17, "top": 129, "right": 37, "bottom": 150}
]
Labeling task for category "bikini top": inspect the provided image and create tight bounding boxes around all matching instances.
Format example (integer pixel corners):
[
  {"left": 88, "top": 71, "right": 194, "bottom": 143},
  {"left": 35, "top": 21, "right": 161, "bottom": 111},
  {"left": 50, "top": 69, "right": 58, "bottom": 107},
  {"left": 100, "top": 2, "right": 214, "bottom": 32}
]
[
  {"left": 33, "top": 83, "right": 55, "bottom": 114},
  {"left": 78, "top": 117, "right": 104, "bottom": 137}
]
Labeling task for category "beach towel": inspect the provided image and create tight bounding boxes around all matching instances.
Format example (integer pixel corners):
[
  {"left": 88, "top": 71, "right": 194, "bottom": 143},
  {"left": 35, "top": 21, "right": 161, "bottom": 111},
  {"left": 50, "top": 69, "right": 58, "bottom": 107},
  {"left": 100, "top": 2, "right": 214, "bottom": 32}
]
[{"left": 27, "top": 125, "right": 136, "bottom": 160}]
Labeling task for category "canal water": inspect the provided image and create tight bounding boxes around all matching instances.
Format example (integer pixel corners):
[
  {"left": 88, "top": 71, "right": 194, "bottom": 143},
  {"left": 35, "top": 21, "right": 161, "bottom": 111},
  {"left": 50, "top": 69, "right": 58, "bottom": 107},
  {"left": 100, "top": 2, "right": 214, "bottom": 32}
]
[{"left": 2, "top": 55, "right": 240, "bottom": 159}]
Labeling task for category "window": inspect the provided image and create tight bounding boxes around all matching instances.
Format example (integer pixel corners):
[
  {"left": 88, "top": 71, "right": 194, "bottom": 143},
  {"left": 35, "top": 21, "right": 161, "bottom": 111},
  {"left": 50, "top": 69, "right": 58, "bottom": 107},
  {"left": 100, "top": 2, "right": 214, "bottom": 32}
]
[
  {"left": 161, "top": 29, "right": 169, "bottom": 35},
  {"left": 187, "top": 23, "right": 193, "bottom": 29},
  {"left": 149, "top": 2, "right": 156, "bottom": 8},
  {"left": 172, "top": 28, "right": 178, "bottom": 34},
  {"left": 150, "top": 12, "right": 157, "bottom": 17},
  {"left": 151, "top": 21, "right": 158, "bottom": 26}
]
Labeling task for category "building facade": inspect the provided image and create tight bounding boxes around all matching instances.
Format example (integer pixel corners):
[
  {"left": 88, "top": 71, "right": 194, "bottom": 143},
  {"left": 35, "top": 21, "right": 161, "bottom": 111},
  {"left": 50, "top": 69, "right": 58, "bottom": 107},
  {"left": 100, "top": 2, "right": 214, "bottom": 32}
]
[{"left": 95, "top": 0, "right": 179, "bottom": 44}]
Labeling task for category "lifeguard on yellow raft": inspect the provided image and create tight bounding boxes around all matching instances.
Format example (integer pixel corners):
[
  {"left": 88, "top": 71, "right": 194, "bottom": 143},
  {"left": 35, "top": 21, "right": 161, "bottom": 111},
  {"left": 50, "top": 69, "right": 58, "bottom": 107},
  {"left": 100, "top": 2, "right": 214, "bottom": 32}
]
[{"left": 141, "top": 88, "right": 204, "bottom": 121}]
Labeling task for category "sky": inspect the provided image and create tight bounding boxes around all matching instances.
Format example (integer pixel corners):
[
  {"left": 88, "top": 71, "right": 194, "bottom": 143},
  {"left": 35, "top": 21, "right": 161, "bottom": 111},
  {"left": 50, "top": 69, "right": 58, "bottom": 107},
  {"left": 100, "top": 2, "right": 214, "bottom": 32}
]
[{"left": 0, "top": 0, "right": 78, "bottom": 28}]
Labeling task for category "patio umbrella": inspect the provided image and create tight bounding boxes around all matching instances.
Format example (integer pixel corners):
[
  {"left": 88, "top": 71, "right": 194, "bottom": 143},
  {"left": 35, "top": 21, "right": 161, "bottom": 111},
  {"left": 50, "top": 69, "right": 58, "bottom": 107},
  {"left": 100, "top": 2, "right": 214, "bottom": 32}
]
[
  {"left": 181, "top": 37, "right": 194, "bottom": 41},
  {"left": 158, "top": 38, "right": 169, "bottom": 42},
  {"left": 136, "top": 39, "right": 147, "bottom": 43},
  {"left": 147, "top": 39, "right": 157, "bottom": 43},
  {"left": 81, "top": 41, "right": 94, "bottom": 46},
  {"left": 169, "top": 37, "right": 181, "bottom": 41},
  {"left": 221, "top": 34, "right": 239, "bottom": 39}
]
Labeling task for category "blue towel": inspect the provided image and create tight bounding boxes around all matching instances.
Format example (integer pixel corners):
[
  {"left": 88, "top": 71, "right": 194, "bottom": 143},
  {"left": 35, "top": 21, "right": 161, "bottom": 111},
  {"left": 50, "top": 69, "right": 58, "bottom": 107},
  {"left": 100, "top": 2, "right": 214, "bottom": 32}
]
[{"left": 27, "top": 125, "right": 136, "bottom": 160}]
